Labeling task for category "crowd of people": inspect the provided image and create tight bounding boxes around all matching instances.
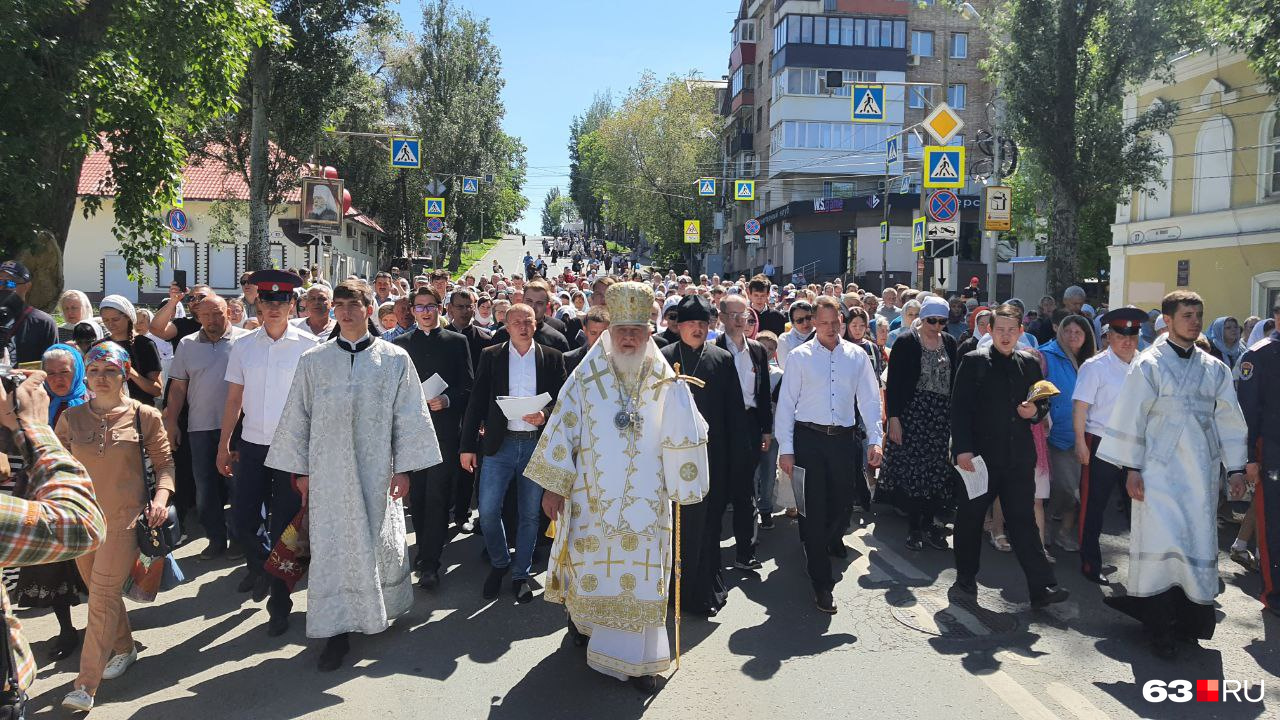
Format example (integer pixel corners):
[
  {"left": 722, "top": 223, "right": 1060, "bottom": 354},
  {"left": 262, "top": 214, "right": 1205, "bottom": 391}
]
[{"left": 0, "top": 243, "right": 1276, "bottom": 708}]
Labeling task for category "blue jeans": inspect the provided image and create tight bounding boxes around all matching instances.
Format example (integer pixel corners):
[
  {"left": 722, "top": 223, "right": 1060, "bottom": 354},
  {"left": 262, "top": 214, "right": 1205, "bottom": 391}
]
[
  {"left": 188, "top": 430, "right": 232, "bottom": 547},
  {"left": 477, "top": 435, "right": 542, "bottom": 580},
  {"left": 755, "top": 436, "right": 780, "bottom": 515}
]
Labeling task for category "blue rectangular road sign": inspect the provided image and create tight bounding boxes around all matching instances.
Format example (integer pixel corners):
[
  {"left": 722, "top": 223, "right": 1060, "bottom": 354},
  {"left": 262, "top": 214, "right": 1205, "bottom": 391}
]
[
  {"left": 391, "top": 138, "right": 421, "bottom": 169},
  {"left": 697, "top": 178, "right": 716, "bottom": 196},
  {"left": 462, "top": 177, "right": 479, "bottom": 194},
  {"left": 852, "top": 84, "right": 885, "bottom": 123},
  {"left": 886, "top": 136, "right": 899, "bottom": 164}
]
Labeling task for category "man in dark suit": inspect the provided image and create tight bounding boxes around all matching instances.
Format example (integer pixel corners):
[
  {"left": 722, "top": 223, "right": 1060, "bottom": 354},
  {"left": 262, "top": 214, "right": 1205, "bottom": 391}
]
[
  {"left": 660, "top": 294, "right": 749, "bottom": 617},
  {"left": 460, "top": 303, "right": 566, "bottom": 603},
  {"left": 714, "top": 293, "right": 773, "bottom": 569},
  {"left": 444, "top": 287, "right": 492, "bottom": 529},
  {"left": 393, "top": 287, "right": 473, "bottom": 589},
  {"left": 562, "top": 306, "right": 610, "bottom": 375},
  {"left": 950, "top": 303, "right": 1067, "bottom": 608},
  {"left": 491, "top": 279, "right": 571, "bottom": 351}
]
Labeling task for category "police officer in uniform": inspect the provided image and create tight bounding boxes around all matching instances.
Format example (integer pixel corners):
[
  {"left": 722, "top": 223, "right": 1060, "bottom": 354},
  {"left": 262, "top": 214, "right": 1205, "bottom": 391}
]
[
  {"left": 1237, "top": 301, "right": 1280, "bottom": 617},
  {"left": 1072, "top": 307, "right": 1145, "bottom": 584}
]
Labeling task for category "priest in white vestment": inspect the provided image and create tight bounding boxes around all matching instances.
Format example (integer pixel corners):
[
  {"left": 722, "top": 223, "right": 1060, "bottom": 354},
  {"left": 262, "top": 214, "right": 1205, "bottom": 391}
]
[
  {"left": 1096, "top": 291, "right": 1248, "bottom": 659},
  {"left": 266, "top": 279, "right": 442, "bottom": 671},
  {"left": 528, "top": 281, "right": 709, "bottom": 691}
]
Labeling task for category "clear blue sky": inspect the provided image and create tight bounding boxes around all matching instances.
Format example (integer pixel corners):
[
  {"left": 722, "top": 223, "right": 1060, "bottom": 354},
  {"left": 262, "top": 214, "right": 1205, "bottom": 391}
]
[{"left": 391, "top": 0, "right": 733, "bottom": 234}]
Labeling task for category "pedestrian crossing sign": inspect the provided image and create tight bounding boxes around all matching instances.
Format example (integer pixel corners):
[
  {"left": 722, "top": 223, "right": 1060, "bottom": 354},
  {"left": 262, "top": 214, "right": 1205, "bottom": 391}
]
[
  {"left": 923, "top": 146, "right": 965, "bottom": 188},
  {"left": 424, "top": 197, "right": 445, "bottom": 217},
  {"left": 912, "top": 216, "right": 926, "bottom": 252},
  {"left": 734, "top": 180, "right": 755, "bottom": 201},
  {"left": 697, "top": 177, "right": 717, "bottom": 196},
  {"left": 852, "top": 84, "right": 885, "bottom": 123},
  {"left": 880, "top": 221, "right": 889, "bottom": 244},
  {"left": 683, "top": 220, "right": 701, "bottom": 244},
  {"left": 462, "top": 177, "right": 479, "bottom": 194},
  {"left": 390, "top": 137, "right": 421, "bottom": 168}
]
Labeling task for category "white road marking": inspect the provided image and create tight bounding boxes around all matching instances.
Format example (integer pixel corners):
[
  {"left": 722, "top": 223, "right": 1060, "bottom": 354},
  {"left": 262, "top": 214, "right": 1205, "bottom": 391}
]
[{"left": 1046, "top": 682, "right": 1111, "bottom": 720}]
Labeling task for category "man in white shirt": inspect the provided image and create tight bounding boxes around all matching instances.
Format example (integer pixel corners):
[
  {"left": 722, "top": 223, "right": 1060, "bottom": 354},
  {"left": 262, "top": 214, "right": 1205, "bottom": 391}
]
[
  {"left": 776, "top": 300, "right": 815, "bottom": 371},
  {"left": 291, "top": 284, "right": 335, "bottom": 338},
  {"left": 775, "top": 296, "right": 883, "bottom": 614},
  {"left": 1072, "top": 307, "right": 1143, "bottom": 584},
  {"left": 217, "top": 270, "right": 317, "bottom": 635}
]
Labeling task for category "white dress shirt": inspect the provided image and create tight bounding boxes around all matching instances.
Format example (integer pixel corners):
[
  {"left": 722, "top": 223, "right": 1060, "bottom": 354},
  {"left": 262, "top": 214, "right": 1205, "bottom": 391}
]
[
  {"left": 507, "top": 342, "right": 538, "bottom": 431},
  {"left": 724, "top": 334, "right": 756, "bottom": 409},
  {"left": 1072, "top": 348, "right": 1133, "bottom": 437},
  {"left": 224, "top": 323, "right": 317, "bottom": 445},
  {"left": 776, "top": 327, "right": 810, "bottom": 371},
  {"left": 774, "top": 337, "right": 883, "bottom": 455}
]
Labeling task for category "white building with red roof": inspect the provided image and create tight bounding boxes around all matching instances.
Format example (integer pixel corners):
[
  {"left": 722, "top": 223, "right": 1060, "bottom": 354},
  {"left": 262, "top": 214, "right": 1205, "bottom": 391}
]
[{"left": 66, "top": 146, "right": 386, "bottom": 303}]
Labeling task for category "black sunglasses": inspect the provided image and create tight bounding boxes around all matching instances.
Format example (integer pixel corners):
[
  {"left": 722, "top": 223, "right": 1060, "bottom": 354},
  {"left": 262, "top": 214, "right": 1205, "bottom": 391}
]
[
  {"left": 923, "top": 317, "right": 947, "bottom": 325},
  {"left": 792, "top": 315, "right": 812, "bottom": 324}
]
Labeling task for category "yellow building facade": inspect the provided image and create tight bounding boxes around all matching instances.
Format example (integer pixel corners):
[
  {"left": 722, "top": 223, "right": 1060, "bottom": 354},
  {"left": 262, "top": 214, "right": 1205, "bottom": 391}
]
[{"left": 1110, "top": 49, "right": 1280, "bottom": 320}]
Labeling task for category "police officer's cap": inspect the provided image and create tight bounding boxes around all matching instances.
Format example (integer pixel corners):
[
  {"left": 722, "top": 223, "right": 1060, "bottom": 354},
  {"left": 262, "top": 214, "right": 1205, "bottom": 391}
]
[
  {"left": 676, "top": 294, "right": 713, "bottom": 323},
  {"left": 1100, "top": 307, "right": 1147, "bottom": 336},
  {"left": 249, "top": 269, "right": 303, "bottom": 303}
]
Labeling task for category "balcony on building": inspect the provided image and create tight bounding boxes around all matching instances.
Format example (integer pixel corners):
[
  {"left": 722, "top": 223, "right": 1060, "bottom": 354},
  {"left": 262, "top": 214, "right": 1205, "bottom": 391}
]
[
  {"left": 730, "top": 130, "right": 754, "bottom": 156},
  {"left": 771, "top": 12, "right": 908, "bottom": 75}
]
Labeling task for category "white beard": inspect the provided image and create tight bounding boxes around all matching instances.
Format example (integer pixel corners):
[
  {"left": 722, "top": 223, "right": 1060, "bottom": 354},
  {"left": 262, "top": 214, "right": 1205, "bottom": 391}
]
[{"left": 610, "top": 347, "right": 645, "bottom": 380}]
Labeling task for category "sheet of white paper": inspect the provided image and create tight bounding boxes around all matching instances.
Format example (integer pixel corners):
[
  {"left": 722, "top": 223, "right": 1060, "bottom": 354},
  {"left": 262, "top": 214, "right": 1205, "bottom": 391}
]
[
  {"left": 791, "top": 466, "right": 807, "bottom": 517},
  {"left": 496, "top": 392, "right": 553, "bottom": 421},
  {"left": 420, "top": 373, "right": 448, "bottom": 401},
  {"left": 955, "top": 456, "right": 989, "bottom": 500}
]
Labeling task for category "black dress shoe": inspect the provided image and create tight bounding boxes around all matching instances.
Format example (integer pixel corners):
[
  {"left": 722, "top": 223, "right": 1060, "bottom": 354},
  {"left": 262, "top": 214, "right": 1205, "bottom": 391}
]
[
  {"left": 48, "top": 631, "right": 80, "bottom": 661},
  {"left": 951, "top": 575, "right": 978, "bottom": 596},
  {"left": 759, "top": 513, "right": 775, "bottom": 530},
  {"left": 513, "top": 579, "right": 534, "bottom": 604},
  {"left": 1030, "top": 585, "right": 1069, "bottom": 608},
  {"left": 925, "top": 527, "right": 950, "bottom": 551},
  {"left": 199, "top": 542, "right": 227, "bottom": 561},
  {"left": 251, "top": 574, "right": 271, "bottom": 602},
  {"left": 631, "top": 674, "right": 659, "bottom": 694},
  {"left": 1081, "top": 570, "right": 1110, "bottom": 585},
  {"left": 236, "top": 572, "right": 257, "bottom": 594},
  {"left": 905, "top": 532, "right": 924, "bottom": 552},
  {"left": 483, "top": 567, "right": 508, "bottom": 600},
  {"left": 814, "top": 590, "right": 837, "bottom": 614},
  {"left": 418, "top": 569, "right": 440, "bottom": 591},
  {"left": 317, "top": 634, "right": 350, "bottom": 672},
  {"left": 266, "top": 615, "right": 290, "bottom": 637},
  {"left": 733, "top": 556, "right": 763, "bottom": 570},
  {"left": 227, "top": 541, "right": 246, "bottom": 561}
]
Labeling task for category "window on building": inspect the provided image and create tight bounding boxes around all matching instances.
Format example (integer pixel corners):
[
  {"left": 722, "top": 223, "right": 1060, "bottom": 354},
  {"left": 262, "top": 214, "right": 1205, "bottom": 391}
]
[
  {"left": 801, "top": 16, "right": 813, "bottom": 43},
  {"left": 950, "top": 32, "right": 968, "bottom": 58},
  {"left": 787, "top": 16, "right": 800, "bottom": 44},
  {"left": 778, "top": 120, "right": 902, "bottom": 151},
  {"left": 911, "top": 30, "right": 934, "bottom": 57},
  {"left": 818, "top": 69, "right": 852, "bottom": 96},
  {"left": 824, "top": 0, "right": 838, "bottom": 10},
  {"left": 814, "top": 16, "right": 827, "bottom": 44},
  {"left": 1268, "top": 113, "right": 1280, "bottom": 196},
  {"left": 829, "top": 16, "right": 842, "bottom": 44},
  {"left": 880, "top": 19, "right": 893, "bottom": 47},
  {"left": 841, "top": 18, "right": 854, "bottom": 46},
  {"left": 948, "top": 83, "right": 967, "bottom": 109},
  {"left": 824, "top": 181, "right": 856, "bottom": 198},
  {"left": 866, "top": 19, "right": 880, "bottom": 47},
  {"left": 909, "top": 85, "right": 933, "bottom": 109},
  {"left": 893, "top": 20, "right": 906, "bottom": 48},
  {"left": 854, "top": 18, "right": 865, "bottom": 45}
]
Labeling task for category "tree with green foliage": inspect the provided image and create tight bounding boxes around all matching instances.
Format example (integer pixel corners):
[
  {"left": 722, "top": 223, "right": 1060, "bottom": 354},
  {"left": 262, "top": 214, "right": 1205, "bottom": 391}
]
[
  {"left": 989, "top": 0, "right": 1200, "bottom": 293},
  {"left": 0, "top": 0, "right": 280, "bottom": 307},
  {"left": 541, "top": 187, "right": 563, "bottom": 236},
  {"left": 576, "top": 73, "right": 720, "bottom": 269},
  {"left": 567, "top": 92, "right": 613, "bottom": 237},
  {"left": 1197, "top": 0, "right": 1280, "bottom": 93}
]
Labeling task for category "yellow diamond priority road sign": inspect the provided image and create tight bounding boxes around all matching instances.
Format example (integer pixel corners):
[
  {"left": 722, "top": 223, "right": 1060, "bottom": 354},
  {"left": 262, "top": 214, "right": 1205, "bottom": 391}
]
[{"left": 923, "top": 102, "right": 965, "bottom": 146}]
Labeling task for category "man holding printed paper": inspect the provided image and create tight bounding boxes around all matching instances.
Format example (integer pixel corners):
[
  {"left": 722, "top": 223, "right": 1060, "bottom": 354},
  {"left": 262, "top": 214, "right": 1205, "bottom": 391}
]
[
  {"left": 949, "top": 303, "right": 1069, "bottom": 608},
  {"left": 392, "top": 286, "right": 474, "bottom": 589},
  {"left": 460, "top": 303, "right": 566, "bottom": 603}
]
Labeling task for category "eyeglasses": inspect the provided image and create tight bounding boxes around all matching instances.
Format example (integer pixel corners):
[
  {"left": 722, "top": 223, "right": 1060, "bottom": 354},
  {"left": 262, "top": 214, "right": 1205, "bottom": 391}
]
[
  {"left": 723, "top": 311, "right": 752, "bottom": 320},
  {"left": 412, "top": 304, "right": 439, "bottom": 313},
  {"left": 923, "top": 317, "right": 947, "bottom": 325},
  {"left": 792, "top": 315, "right": 812, "bottom": 324},
  {"left": 664, "top": 312, "right": 679, "bottom": 321}
]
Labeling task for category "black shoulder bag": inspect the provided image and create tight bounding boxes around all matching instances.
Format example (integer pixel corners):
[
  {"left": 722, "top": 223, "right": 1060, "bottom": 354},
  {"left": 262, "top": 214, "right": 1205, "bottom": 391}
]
[
  {"left": 0, "top": 615, "right": 27, "bottom": 720},
  {"left": 134, "top": 409, "right": 180, "bottom": 558}
]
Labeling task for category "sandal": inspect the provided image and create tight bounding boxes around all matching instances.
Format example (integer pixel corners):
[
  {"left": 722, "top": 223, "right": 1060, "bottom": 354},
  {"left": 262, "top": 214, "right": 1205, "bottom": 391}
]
[{"left": 988, "top": 533, "right": 1012, "bottom": 552}]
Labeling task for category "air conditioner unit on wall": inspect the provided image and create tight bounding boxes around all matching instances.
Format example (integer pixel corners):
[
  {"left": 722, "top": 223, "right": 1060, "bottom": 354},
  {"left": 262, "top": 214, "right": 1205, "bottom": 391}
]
[{"left": 907, "top": 54, "right": 921, "bottom": 67}]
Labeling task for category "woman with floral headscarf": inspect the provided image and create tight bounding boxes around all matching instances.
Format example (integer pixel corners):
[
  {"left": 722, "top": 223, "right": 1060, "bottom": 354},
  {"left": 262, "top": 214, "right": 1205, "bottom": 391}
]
[{"left": 57, "top": 342, "right": 175, "bottom": 713}]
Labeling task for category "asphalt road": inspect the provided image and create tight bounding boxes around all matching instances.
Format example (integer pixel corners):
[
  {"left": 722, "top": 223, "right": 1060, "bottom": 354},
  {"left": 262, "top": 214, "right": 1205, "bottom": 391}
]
[{"left": 14, "top": 493, "right": 1278, "bottom": 719}]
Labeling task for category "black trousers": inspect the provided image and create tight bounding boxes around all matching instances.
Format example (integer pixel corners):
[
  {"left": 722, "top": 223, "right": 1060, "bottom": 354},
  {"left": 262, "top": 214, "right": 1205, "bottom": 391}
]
[
  {"left": 953, "top": 458, "right": 1056, "bottom": 594},
  {"left": 706, "top": 424, "right": 760, "bottom": 563},
  {"left": 794, "top": 426, "right": 860, "bottom": 593},
  {"left": 452, "top": 464, "right": 475, "bottom": 523},
  {"left": 231, "top": 441, "right": 300, "bottom": 620},
  {"left": 1257, "top": 458, "right": 1280, "bottom": 611},
  {"left": 410, "top": 459, "right": 454, "bottom": 573},
  {"left": 1079, "top": 433, "right": 1125, "bottom": 578},
  {"left": 675, "top": 499, "right": 709, "bottom": 611}
]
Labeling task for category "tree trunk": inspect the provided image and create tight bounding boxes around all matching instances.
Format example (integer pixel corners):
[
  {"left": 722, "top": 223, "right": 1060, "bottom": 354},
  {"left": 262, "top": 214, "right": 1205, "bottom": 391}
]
[
  {"left": 1046, "top": 179, "right": 1080, "bottom": 297},
  {"left": 21, "top": 150, "right": 85, "bottom": 310},
  {"left": 246, "top": 46, "right": 272, "bottom": 271}
]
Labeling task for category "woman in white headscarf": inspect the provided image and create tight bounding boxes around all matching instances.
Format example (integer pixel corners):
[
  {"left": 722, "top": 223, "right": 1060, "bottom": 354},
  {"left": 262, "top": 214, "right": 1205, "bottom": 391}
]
[{"left": 57, "top": 289, "right": 99, "bottom": 343}]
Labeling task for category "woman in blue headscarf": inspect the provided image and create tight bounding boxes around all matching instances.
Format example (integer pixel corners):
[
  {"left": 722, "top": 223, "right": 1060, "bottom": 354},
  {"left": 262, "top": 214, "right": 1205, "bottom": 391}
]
[
  {"left": 1206, "top": 316, "right": 1245, "bottom": 369},
  {"left": 43, "top": 343, "right": 90, "bottom": 424},
  {"left": 11, "top": 344, "right": 91, "bottom": 660}
]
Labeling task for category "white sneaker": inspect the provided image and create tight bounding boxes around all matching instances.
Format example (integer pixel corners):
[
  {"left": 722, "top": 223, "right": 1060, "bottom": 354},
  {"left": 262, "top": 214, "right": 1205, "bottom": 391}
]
[
  {"left": 101, "top": 646, "right": 137, "bottom": 680},
  {"left": 62, "top": 686, "right": 94, "bottom": 712}
]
